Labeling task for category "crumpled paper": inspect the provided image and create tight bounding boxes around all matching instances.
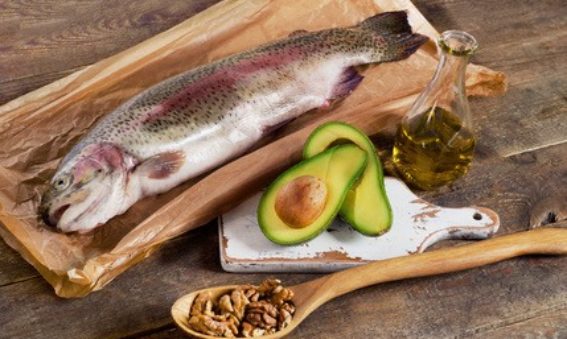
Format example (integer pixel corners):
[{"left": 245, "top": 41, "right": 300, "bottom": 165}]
[{"left": 0, "top": 0, "right": 506, "bottom": 297}]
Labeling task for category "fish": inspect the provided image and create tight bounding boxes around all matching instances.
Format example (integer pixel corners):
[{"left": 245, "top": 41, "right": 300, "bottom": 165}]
[{"left": 39, "top": 11, "right": 428, "bottom": 233}]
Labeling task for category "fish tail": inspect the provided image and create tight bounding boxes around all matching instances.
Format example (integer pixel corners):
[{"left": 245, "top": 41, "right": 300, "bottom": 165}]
[{"left": 358, "top": 11, "right": 429, "bottom": 62}]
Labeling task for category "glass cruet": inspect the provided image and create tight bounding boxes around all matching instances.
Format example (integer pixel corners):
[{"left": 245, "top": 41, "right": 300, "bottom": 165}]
[{"left": 392, "top": 30, "right": 479, "bottom": 190}]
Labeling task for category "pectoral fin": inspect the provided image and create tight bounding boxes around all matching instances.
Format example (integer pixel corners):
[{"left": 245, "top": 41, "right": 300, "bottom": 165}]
[{"left": 136, "top": 151, "right": 185, "bottom": 179}]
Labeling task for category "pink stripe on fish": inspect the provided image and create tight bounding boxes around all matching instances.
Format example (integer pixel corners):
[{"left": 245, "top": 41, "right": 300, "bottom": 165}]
[
  {"left": 141, "top": 75, "right": 237, "bottom": 124},
  {"left": 141, "top": 47, "right": 305, "bottom": 125}
]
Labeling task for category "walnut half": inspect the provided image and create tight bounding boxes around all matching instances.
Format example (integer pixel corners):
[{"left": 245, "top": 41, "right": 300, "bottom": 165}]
[{"left": 188, "top": 313, "right": 238, "bottom": 337}]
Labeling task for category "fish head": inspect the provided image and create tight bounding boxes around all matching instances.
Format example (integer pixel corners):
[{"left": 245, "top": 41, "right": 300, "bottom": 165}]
[{"left": 40, "top": 143, "right": 137, "bottom": 233}]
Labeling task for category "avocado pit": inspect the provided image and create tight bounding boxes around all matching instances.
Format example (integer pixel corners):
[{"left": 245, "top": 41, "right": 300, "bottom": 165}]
[{"left": 275, "top": 175, "right": 328, "bottom": 228}]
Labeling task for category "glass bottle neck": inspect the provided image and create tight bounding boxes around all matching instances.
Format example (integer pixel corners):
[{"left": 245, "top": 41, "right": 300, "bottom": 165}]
[
  {"left": 433, "top": 52, "right": 469, "bottom": 89},
  {"left": 419, "top": 50, "right": 472, "bottom": 129}
]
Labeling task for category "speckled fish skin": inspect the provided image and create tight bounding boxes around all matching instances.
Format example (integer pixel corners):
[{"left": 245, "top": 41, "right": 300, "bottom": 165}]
[{"left": 39, "top": 11, "right": 428, "bottom": 233}]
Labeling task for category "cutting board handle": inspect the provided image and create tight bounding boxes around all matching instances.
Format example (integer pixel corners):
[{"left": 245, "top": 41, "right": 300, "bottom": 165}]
[{"left": 300, "top": 227, "right": 567, "bottom": 306}]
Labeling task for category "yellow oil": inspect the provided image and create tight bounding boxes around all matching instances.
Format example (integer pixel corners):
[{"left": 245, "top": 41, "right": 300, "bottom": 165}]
[{"left": 392, "top": 107, "right": 475, "bottom": 190}]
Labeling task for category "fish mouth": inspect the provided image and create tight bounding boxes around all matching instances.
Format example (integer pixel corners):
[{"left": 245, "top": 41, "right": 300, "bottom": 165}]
[
  {"left": 43, "top": 204, "right": 70, "bottom": 228},
  {"left": 55, "top": 192, "right": 109, "bottom": 233}
]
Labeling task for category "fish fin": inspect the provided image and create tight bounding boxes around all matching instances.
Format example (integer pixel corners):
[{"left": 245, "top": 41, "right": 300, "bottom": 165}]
[
  {"left": 136, "top": 151, "right": 185, "bottom": 179},
  {"left": 289, "top": 29, "right": 308, "bottom": 37},
  {"left": 359, "top": 11, "right": 412, "bottom": 35},
  {"left": 331, "top": 66, "right": 364, "bottom": 99},
  {"left": 359, "top": 11, "right": 429, "bottom": 63},
  {"left": 382, "top": 33, "right": 429, "bottom": 62}
]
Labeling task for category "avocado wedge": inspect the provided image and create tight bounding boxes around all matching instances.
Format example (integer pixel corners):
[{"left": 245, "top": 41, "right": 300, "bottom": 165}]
[
  {"left": 303, "top": 122, "right": 392, "bottom": 236},
  {"left": 258, "top": 144, "right": 367, "bottom": 245}
]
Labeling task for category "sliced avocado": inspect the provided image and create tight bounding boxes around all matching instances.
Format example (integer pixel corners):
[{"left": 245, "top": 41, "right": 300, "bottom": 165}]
[
  {"left": 303, "top": 122, "right": 392, "bottom": 236},
  {"left": 258, "top": 144, "right": 367, "bottom": 245}
]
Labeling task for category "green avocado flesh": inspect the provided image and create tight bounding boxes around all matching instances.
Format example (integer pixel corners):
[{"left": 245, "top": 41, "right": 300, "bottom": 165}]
[
  {"left": 303, "top": 122, "right": 393, "bottom": 236},
  {"left": 258, "top": 144, "right": 367, "bottom": 245}
]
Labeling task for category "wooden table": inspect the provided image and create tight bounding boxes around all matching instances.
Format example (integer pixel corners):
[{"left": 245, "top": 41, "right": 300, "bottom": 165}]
[{"left": 1, "top": 0, "right": 566, "bottom": 337}]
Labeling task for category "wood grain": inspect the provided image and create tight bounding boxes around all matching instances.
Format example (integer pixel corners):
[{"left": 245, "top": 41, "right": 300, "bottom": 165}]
[
  {"left": 0, "top": 237, "right": 37, "bottom": 286},
  {"left": 1, "top": 0, "right": 566, "bottom": 338},
  {"left": 0, "top": 0, "right": 220, "bottom": 105}
]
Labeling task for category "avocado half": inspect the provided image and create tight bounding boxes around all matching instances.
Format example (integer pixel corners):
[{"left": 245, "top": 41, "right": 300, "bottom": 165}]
[
  {"left": 303, "top": 122, "right": 393, "bottom": 236},
  {"left": 258, "top": 144, "right": 367, "bottom": 245}
]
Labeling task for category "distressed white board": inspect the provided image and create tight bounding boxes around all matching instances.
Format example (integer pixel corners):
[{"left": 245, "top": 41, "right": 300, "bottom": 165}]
[{"left": 219, "top": 177, "right": 500, "bottom": 272}]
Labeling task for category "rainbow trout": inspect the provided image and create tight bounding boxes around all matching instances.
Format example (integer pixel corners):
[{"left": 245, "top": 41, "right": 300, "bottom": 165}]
[{"left": 40, "top": 11, "right": 427, "bottom": 233}]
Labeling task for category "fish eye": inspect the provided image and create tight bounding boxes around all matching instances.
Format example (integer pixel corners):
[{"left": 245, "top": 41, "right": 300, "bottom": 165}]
[{"left": 53, "top": 175, "right": 71, "bottom": 191}]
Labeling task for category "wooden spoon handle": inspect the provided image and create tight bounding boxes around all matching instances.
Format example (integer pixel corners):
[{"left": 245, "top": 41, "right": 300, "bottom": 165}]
[{"left": 309, "top": 227, "right": 567, "bottom": 306}]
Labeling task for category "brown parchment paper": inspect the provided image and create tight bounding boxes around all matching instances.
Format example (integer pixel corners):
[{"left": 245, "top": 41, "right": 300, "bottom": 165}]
[{"left": 0, "top": 0, "right": 506, "bottom": 298}]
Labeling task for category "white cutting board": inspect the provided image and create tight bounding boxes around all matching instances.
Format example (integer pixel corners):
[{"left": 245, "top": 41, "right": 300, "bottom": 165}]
[{"left": 218, "top": 177, "right": 500, "bottom": 272}]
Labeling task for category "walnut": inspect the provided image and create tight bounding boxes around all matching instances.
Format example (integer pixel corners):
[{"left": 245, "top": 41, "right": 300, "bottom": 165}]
[
  {"left": 245, "top": 301, "right": 279, "bottom": 329},
  {"left": 191, "top": 292, "right": 214, "bottom": 317},
  {"left": 278, "top": 306, "right": 293, "bottom": 330},
  {"left": 245, "top": 313, "right": 262, "bottom": 327},
  {"left": 230, "top": 288, "right": 250, "bottom": 320},
  {"left": 244, "top": 288, "right": 260, "bottom": 302},
  {"left": 257, "top": 278, "right": 282, "bottom": 295},
  {"left": 271, "top": 286, "right": 294, "bottom": 306},
  {"left": 218, "top": 294, "right": 234, "bottom": 315},
  {"left": 262, "top": 312, "right": 278, "bottom": 327},
  {"left": 280, "top": 301, "right": 296, "bottom": 315},
  {"left": 188, "top": 314, "right": 238, "bottom": 337}
]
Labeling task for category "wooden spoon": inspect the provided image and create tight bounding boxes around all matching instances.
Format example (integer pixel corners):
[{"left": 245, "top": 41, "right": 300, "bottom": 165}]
[{"left": 172, "top": 226, "right": 567, "bottom": 338}]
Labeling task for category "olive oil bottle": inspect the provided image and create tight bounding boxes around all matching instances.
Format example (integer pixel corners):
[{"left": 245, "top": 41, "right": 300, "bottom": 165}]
[{"left": 393, "top": 31, "right": 479, "bottom": 190}]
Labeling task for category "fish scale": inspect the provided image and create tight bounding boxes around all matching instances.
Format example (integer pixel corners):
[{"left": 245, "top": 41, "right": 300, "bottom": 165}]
[{"left": 41, "top": 11, "right": 428, "bottom": 233}]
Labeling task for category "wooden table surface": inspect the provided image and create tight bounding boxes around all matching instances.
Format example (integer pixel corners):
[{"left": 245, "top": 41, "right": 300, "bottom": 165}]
[{"left": 1, "top": 0, "right": 566, "bottom": 338}]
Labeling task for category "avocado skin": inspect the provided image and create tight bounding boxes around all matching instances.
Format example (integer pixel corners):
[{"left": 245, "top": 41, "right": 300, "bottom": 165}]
[
  {"left": 303, "top": 121, "right": 393, "bottom": 236},
  {"left": 258, "top": 144, "right": 367, "bottom": 245}
]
